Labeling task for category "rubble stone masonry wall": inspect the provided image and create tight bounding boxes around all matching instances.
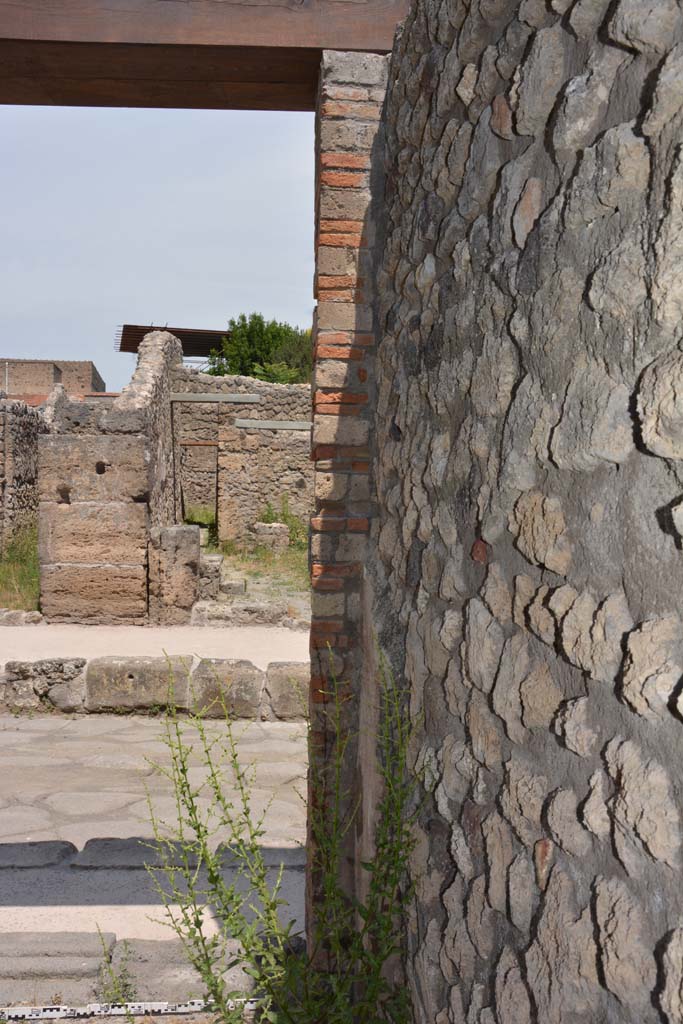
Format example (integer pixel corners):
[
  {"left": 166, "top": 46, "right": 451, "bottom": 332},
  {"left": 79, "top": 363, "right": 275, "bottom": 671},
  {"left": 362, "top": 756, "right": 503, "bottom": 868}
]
[
  {"left": 171, "top": 367, "right": 311, "bottom": 521},
  {"left": 370, "top": 2, "right": 683, "bottom": 1022},
  {"left": 0, "top": 400, "right": 41, "bottom": 554}
]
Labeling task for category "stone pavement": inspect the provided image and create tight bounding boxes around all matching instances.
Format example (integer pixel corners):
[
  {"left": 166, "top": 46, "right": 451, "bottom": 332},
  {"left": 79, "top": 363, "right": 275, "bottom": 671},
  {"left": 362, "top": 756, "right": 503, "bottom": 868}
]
[
  {"left": 0, "top": 715, "right": 307, "bottom": 1006},
  {"left": 0, "top": 624, "right": 309, "bottom": 672}
]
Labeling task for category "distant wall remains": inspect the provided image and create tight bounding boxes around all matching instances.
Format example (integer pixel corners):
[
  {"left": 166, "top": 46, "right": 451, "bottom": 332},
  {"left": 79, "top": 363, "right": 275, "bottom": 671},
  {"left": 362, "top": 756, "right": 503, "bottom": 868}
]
[
  {"left": 1, "top": 359, "right": 106, "bottom": 397},
  {"left": 172, "top": 368, "right": 312, "bottom": 539},
  {"left": 0, "top": 399, "right": 41, "bottom": 554}
]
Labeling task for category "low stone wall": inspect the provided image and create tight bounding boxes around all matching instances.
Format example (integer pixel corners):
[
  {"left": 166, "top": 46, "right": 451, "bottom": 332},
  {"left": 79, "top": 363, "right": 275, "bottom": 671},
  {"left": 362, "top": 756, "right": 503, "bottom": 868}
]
[
  {"left": 0, "top": 656, "right": 309, "bottom": 719},
  {"left": 0, "top": 399, "right": 42, "bottom": 554}
]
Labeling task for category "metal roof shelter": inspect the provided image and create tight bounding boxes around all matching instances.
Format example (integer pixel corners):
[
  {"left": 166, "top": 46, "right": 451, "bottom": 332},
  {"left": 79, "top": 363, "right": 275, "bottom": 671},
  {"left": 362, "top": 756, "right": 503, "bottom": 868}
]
[{"left": 117, "top": 325, "right": 226, "bottom": 359}]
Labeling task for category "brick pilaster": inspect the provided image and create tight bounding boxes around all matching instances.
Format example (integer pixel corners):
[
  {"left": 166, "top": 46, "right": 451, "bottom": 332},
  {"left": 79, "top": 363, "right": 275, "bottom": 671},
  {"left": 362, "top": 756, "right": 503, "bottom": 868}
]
[{"left": 308, "top": 49, "right": 388, "bottom": 938}]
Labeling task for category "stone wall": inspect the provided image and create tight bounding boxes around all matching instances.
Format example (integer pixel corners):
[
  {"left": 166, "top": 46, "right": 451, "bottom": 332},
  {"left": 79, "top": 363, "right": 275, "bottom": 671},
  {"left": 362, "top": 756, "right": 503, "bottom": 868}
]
[
  {"left": 0, "top": 654, "right": 309, "bottom": 719},
  {"left": 0, "top": 399, "right": 41, "bottom": 554},
  {"left": 39, "top": 333, "right": 182, "bottom": 623},
  {"left": 368, "top": 2, "right": 683, "bottom": 1022},
  {"left": 172, "top": 367, "right": 312, "bottom": 523},
  {"left": 217, "top": 418, "right": 312, "bottom": 543}
]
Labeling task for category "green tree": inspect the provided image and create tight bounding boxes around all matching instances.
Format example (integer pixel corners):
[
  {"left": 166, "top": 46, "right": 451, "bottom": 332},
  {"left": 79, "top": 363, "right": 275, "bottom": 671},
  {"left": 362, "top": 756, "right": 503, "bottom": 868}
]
[{"left": 208, "top": 313, "right": 312, "bottom": 383}]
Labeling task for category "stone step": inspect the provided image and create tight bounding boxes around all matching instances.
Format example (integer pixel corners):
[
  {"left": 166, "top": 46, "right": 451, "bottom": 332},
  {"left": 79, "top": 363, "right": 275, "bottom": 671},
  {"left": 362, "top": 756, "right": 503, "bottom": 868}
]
[
  {"left": 0, "top": 933, "right": 115, "bottom": 958},
  {"left": 0, "top": 933, "right": 253, "bottom": 1008},
  {"left": 0, "top": 932, "right": 115, "bottom": 1007},
  {"left": 191, "top": 601, "right": 309, "bottom": 630},
  {"left": 0, "top": 978, "right": 99, "bottom": 1006}
]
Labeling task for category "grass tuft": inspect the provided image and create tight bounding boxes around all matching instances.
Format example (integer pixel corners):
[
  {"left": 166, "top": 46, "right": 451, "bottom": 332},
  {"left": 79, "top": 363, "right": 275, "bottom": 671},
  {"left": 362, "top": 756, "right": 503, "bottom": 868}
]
[{"left": 0, "top": 526, "right": 39, "bottom": 611}]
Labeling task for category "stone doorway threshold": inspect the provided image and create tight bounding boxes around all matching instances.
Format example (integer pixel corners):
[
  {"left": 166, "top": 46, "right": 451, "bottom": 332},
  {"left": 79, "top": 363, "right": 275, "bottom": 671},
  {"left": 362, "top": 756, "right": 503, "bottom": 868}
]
[{"left": 0, "top": 624, "right": 309, "bottom": 672}]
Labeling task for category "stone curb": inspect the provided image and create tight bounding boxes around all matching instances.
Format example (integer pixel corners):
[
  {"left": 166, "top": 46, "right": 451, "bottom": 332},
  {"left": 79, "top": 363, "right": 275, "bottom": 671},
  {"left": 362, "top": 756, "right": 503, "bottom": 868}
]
[
  {"left": 0, "top": 657, "right": 310, "bottom": 719},
  {"left": 0, "top": 839, "right": 306, "bottom": 871}
]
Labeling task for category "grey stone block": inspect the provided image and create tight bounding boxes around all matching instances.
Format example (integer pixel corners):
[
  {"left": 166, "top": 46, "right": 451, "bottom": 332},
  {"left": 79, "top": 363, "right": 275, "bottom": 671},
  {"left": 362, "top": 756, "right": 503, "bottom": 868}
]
[
  {"left": 85, "top": 656, "right": 192, "bottom": 711},
  {"left": 265, "top": 663, "right": 309, "bottom": 721},
  {"left": 47, "top": 679, "right": 85, "bottom": 712},
  {"left": 218, "top": 844, "right": 306, "bottom": 869},
  {"left": 72, "top": 837, "right": 195, "bottom": 870},
  {"left": 190, "top": 659, "right": 264, "bottom": 719},
  {"left": 0, "top": 841, "right": 77, "bottom": 869}
]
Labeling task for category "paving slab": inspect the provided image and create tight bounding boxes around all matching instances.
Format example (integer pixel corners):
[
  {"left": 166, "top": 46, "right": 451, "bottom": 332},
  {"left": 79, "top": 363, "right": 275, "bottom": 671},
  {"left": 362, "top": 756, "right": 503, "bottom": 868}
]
[{"left": 0, "top": 625, "right": 309, "bottom": 671}]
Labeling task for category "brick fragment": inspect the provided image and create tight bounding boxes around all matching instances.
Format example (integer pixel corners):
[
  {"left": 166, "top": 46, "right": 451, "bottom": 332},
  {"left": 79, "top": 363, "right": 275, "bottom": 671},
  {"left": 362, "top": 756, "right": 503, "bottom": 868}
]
[
  {"left": 321, "top": 153, "right": 372, "bottom": 170},
  {"left": 312, "top": 445, "right": 371, "bottom": 460},
  {"left": 315, "top": 391, "right": 368, "bottom": 404},
  {"left": 311, "top": 634, "right": 349, "bottom": 650},
  {"left": 316, "top": 346, "right": 365, "bottom": 361},
  {"left": 317, "top": 275, "right": 361, "bottom": 289},
  {"left": 318, "top": 233, "right": 364, "bottom": 248},
  {"left": 317, "top": 289, "right": 365, "bottom": 303},
  {"left": 319, "top": 219, "right": 365, "bottom": 233},
  {"left": 311, "top": 578, "right": 344, "bottom": 592},
  {"left": 320, "top": 171, "right": 369, "bottom": 188},
  {"left": 323, "top": 85, "right": 370, "bottom": 102},
  {"left": 317, "top": 331, "right": 374, "bottom": 346},
  {"left": 311, "top": 620, "right": 345, "bottom": 634},
  {"left": 321, "top": 100, "right": 382, "bottom": 120},
  {"left": 311, "top": 516, "right": 346, "bottom": 532},
  {"left": 311, "top": 562, "right": 361, "bottom": 578},
  {"left": 314, "top": 404, "right": 363, "bottom": 416},
  {"left": 471, "top": 539, "right": 490, "bottom": 564}
]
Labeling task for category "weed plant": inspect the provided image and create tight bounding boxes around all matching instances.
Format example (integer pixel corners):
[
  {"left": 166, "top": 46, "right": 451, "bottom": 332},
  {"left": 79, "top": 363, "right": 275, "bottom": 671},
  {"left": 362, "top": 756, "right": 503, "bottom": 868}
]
[
  {"left": 147, "top": 658, "right": 416, "bottom": 1023},
  {"left": 0, "top": 526, "right": 39, "bottom": 610},
  {"left": 260, "top": 496, "right": 308, "bottom": 551},
  {"left": 97, "top": 933, "right": 138, "bottom": 1004}
]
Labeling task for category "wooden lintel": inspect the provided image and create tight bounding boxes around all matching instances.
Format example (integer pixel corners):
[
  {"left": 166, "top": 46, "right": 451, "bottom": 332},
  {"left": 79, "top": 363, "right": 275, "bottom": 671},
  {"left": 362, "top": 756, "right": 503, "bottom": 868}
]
[{"left": 0, "top": 0, "right": 409, "bottom": 109}]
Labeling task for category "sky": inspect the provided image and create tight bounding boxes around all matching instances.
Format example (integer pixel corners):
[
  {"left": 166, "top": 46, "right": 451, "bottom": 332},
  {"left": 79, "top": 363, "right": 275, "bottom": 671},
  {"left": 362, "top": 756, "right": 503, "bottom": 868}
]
[{"left": 0, "top": 106, "right": 315, "bottom": 391}]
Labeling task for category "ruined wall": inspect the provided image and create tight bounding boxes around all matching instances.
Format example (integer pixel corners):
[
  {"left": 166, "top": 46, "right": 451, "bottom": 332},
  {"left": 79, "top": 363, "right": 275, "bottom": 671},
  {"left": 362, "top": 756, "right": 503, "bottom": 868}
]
[
  {"left": 371, "top": 2, "right": 683, "bottom": 1021},
  {"left": 217, "top": 417, "right": 312, "bottom": 543},
  {"left": 39, "top": 333, "right": 182, "bottom": 623},
  {"left": 0, "top": 400, "right": 41, "bottom": 555},
  {"left": 172, "top": 367, "right": 311, "bottom": 515}
]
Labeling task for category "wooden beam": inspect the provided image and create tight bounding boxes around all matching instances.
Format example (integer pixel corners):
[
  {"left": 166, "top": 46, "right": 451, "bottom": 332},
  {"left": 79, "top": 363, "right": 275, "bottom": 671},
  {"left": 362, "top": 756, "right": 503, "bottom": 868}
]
[
  {"left": 0, "top": 0, "right": 407, "bottom": 53},
  {"left": 0, "top": 40, "right": 322, "bottom": 110},
  {"left": 0, "top": 0, "right": 408, "bottom": 109}
]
